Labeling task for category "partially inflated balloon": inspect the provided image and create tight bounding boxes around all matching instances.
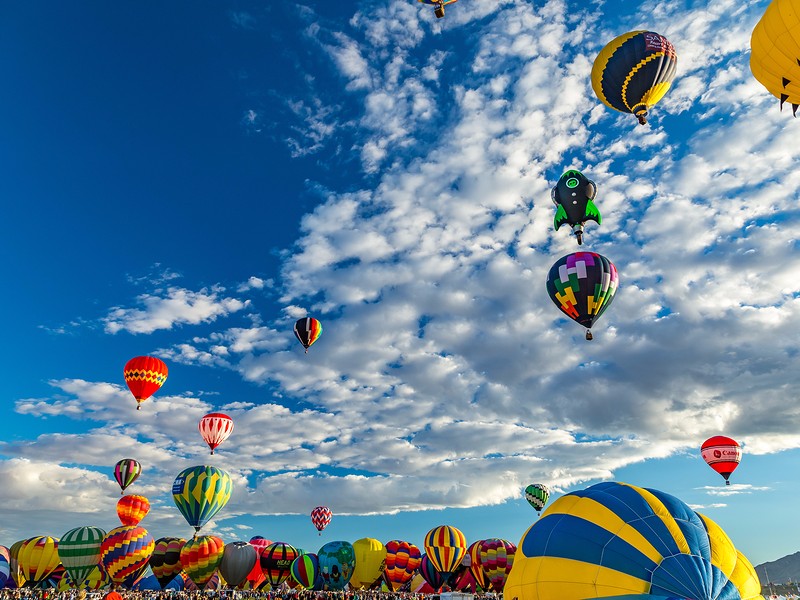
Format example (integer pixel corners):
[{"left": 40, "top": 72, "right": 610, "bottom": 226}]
[
  {"left": 100, "top": 525, "right": 154, "bottom": 585},
  {"left": 150, "top": 537, "right": 186, "bottom": 589},
  {"left": 294, "top": 318, "right": 322, "bottom": 353},
  {"left": 546, "top": 251, "right": 619, "bottom": 340},
  {"left": 260, "top": 542, "right": 298, "bottom": 587},
  {"left": 591, "top": 31, "right": 677, "bottom": 125},
  {"left": 117, "top": 495, "right": 150, "bottom": 526},
  {"left": 701, "top": 436, "right": 742, "bottom": 485},
  {"left": 219, "top": 541, "right": 257, "bottom": 588},
  {"left": 172, "top": 465, "right": 232, "bottom": 533},
  {"left": 419, "top": 554, "right": 446, "bottom": 592},
  {"left": 57, "top": 565, "right": 111, "bottom": 591},
  {"left": 18, "top": 536, "right": 60, "bottom": 588},
  {"left": 505, "top": 481, "right": 762, "bottom": 600},
  {"left": 290, "top": 553, "right": 320, "bottom": 590},
  {"left": 198, "top": 412, "right": 234, "bottom": 455},
  {"left": 466, "top": 540, "right": 486, "bottom": 590},
  {"left": 310, "top": 506, "right": 332, "bottom": 534},
  {"left": 0, "top": 546, "right": 9, "bottom": 589},
  {"left": 124, "top": 356, "right": 168, "bottom": 410},
  {"left": 180, "top": 536, "right": 225, "bottom": 589},
  {"left": 9, "top": 539, "right": 26, "bottom": 587},
  {"left": 58, "top": 526, "right": 106, "bottom": 588},
  {"left": 350, "top": 538, "right": 386, "bottom": 590},
  {"left": 423, "top": 525, "right": 467, "bottom": 575},
  {"left": 383, "top": 540, "right": 421, "bottom": 591},
  {"left": 114, "top": 459, "right": 141, "bottom": 494},
  {"left": 317, "top": 541, "right": 355, "bottom": 591}
]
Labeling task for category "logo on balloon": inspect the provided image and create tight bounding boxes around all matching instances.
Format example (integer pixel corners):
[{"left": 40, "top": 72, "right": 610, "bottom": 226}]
[{"left": 714, "top": 450, "right": 722, "bottom": 458}]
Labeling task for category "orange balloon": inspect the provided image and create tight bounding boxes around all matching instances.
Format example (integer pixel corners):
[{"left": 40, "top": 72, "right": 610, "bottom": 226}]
[
  {"left": 124, "top": 356, "right": 168, "bottom": 410},
  {"left": 117, "top": 495, "right": 150, "bottom": 526}
]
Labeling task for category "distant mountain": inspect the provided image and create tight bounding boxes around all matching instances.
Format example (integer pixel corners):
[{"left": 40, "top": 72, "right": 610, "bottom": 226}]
[{"left": 756, "top": 552, "right": 800, "bottom": 584}]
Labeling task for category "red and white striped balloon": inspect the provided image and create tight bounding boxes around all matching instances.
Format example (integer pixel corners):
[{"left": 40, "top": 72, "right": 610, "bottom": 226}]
[{"left": 198, "top": 413, "right": 234, "bottom": 455}]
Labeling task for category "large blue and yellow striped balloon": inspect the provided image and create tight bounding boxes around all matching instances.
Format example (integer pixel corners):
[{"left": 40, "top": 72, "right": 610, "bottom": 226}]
[
  {"left": 504, "top": 482, "right": 764, "bottom": 600},
  {"left": 172, "top": 465, "right": 233, "bottom": 533}
]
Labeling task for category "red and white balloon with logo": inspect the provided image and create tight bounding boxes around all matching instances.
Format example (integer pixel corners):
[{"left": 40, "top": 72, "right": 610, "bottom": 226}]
[{"left": 701, "top": 435, "right": 741, "bottom": 485}]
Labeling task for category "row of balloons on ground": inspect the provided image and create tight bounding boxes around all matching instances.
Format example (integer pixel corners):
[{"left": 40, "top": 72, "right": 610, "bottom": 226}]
[{"left": 0, "top": 525, "right": 512, "bottom": 595}]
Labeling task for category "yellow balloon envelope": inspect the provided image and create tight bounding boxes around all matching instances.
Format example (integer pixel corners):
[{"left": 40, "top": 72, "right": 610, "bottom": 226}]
[
  {"left": 750, "top": 0, "right": 800, "bottom": 115},
  {"left": 18, "top": 536, "right": 60, "bottom": 587},
  {"left": 349, "top": 538, "right": 386, "bottom": 590}
]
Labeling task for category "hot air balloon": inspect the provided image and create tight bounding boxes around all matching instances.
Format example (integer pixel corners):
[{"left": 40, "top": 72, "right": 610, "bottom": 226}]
[
  {"left": 57, "top": 564, "right": 111, "bottom": 591},
  {"left": 9, "top": 539, "right": 26, "bottom": 588},
  {"left": 260, "top": 542, "right": 298, "bottom": 587},
  {"left": 219, "top": 541, "right": 257, "bottom": 588},
  {"left": 198, "top": 412, "right": 234, "bottom": 455},
  {"left": 242, "top": 537, "right": 270, "bottom": 590},
  {"left": 150, "top": 537, "right": 186, "bottom": 590},
  {"left": 417, "top": 0, "right": 457, "bottom": 18},
  {"left": 180, "top": 535, "right": 225, "bottom": 589},
  {"left": 479, "top": 538, "right": 516, "bottom": 593},
  {"left": 100, "top": 525, "right": 154, "bottom": 586},
  {"left": 591, "top": 31, "right": 678, "bottom": 125},
  {"left": 0, "top": 546, "right": 9, "bottom": 589},
  {"left": 418, "top": 554, "right": 446, "bottom": 593},
  {"left": 751, "top": 0, "right": 800, "bottom": 116},
  {"left": 317, "top": 541, "right": 355, "bottom": 591},
  {"left": 124, "top": 355, "right": 168, "bottom": 410},
  {"left": 17, "top": 536, "right": 60, "bottom": 588},
  {"left": 383, "top": 540, "right": 422, "bottom": 591},
  {"left": 294, "top": 318, "right": 322, "bottom": 353},
  {"left": 172, "top": 465, "right": 233, "bottom": 534},
  {"left": 546, "top": 251, "right": 619, "bottom": 340},
  {"left": 117, "top": 494, "right": 150, "bottom": 526},
  {"left": 466, "top": 540, "right": 486, "bottom": 591},
  {"left": 310, "top": 506, "right": 332, "bottom": 535},
  {"left": 113, "top": 459, "right": 141, "bottom": 495},
  {"left": 58, "top": 526, "right": 106, "bottom": 588},
  {"left": 290, "top": 553, "right": 320, "bottom": 590},
  {"left": 504, "top": 481, "right": 763, "bottom": 600},
  {"left": 423, "top": 525, "right": 467, "bottom": 575},
  {"left": 524, "top": 484, "right": 550, "bottom": 515},
  {"left": 701, "top": 436, "right": 742, "bottom": 485},
  {"left": 551, "top": 170, "right": 601, "bottom": 245},
  {"left": 350, "top": 538, "right": 386, "bottom": 590}
]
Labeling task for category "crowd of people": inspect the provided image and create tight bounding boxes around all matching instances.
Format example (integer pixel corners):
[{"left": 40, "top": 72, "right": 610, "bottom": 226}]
[{"left": 0, "top": 590, "right": 501, "bottom": 600}]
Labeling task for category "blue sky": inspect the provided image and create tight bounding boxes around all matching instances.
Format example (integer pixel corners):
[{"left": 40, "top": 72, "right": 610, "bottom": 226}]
[{"left": 1, "top": 0, "right": 798, "bottom": 569}]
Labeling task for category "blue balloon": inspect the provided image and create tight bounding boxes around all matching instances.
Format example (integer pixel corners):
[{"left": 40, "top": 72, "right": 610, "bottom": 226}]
[{"left": 317, "top": 541, "right": 355, "bottom": 591}]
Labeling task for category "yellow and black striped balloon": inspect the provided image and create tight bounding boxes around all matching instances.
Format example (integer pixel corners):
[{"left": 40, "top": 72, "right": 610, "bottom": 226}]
[
  {"left": 591, "top": 31, "right": 678, "bottom": 125},
  {"left": 751, "top": 0, "right": 800, "bottom": 116}
]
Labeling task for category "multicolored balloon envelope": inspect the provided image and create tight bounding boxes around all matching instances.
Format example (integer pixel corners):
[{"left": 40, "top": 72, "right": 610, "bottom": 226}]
[
  {"left": 18, "top": 536, "right": 60, "bottom": 588},
  {"left": 466, "top": 540, "right": 486, "bottom": 590},
  {"left": 58, "top": 526, "right": 106, "bottom": 588},
  {"left": 418, "top": 554, "right": 446, "bottom": 592},
  {"left": 123, "top": 356, "right": 168, "bottom": 410},
  {"left": 524, "top": 483, "right": 550, "bottom": 514},
  {"left": 479, "top": 538, "right": 516, "bottom": 593},
  {"left": 349, "top": 538, "right": 386, "bottom": 590},
  {"left": 150, "top": 537, "right": 186, "bottom": 589},
  {"left": 260, "top": 542, "right": 298, "bottom": 587},
  {"left": 100, "top": 525, "right": 155, "bottom": 585},
  {"left": 546, "top": 251, "right": 619, "bottom": 340},
  {"left": 180, "top": 535, "right": 225, "bottom": 589},
  {"left": 9, "top": 539, "right": 27, "bottom": 587},
  {"left": 591, "top": 31, "right": 678, "bottom": 125},
  {"left": 751, "top": 0, "right": 800, "bottom": 115},
  {"left": 117, "top": 494, "right": 150, "bottom": 526},
  {"left": 172, "top": 465, "right": 233, "bottom": 533},
  {"left": 198, "top": 412, "right": 234, "bottom": 455},
  {"left": 0, "top": 545, "right": 9, "bottom": 589},
  {"left": 551, "top": 170, "right": 601, "bottom": 245},
  {"left": 701, "top": 435, "right": 742, "bottom": 485},
  {"left": 57, "top": 564, "right": 111, "bottom": 591},
  {"left": 423, "top": 525, "right": 467, "bottom": 575},
  {"left": 219, "top": 541, "right": 257, "bottom": 588},
  {"left": 317, "top": 541, "right": 355, "bottom": 591},
  {"left": 294, "top": 317, "right": 322, "bottom": 353},
  {"left": 114, "top": 459, "right": 142, "bottom": 494},
  {"left": 504, "top": 481, "right": 763, "bottom": 600},
  {"left": 383, "top": 540, "right": 421, "bottom": 591},
  {"left": 310, "top": 506, "right": 332, "bottom": 534},
  {"left": 290, "top": 553, "right": 320, "bottom": 590}
]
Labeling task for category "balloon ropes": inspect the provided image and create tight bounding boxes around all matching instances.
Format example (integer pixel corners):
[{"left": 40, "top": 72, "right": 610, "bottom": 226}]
[
  {"left": 310, "top": 506, "right": 332, "bottom": 535},
  {"left": 113, "top": 458, "right": 141, "bottom": 494},
  {"left": 701, "top": 436, "right": 742, "bottom": 485},
  {"left": 294, "top": 318, "right": 322, "bottom": 353},
  {"left": 198, "top": 412, "right": 234, "bottom": 455},
  {"left": 172, "top": 465, "right": 233, "bottom": 535},
  {"left": 591, "top": 31, "right": 677, "bottom": 125},
  {"left": 124, "top": 356, "right": 168, "bottom": 410},
  {"left": 546, "top": 252, "right": 619, "bottom": 340}
]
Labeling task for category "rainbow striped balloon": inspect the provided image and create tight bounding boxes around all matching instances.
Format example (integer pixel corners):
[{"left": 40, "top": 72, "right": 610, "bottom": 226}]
[
  {"left": 100, "top": 525, "right": 154, "bottom": 585},
  {"left": 180, "top": 535, "right": 225, "bottom": 589},
  {"left": 290, "top": 553, "right": 319, "bottom": 589},
  {"left": 423, "top": 525, "right": 467, "bottom": 575}
]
